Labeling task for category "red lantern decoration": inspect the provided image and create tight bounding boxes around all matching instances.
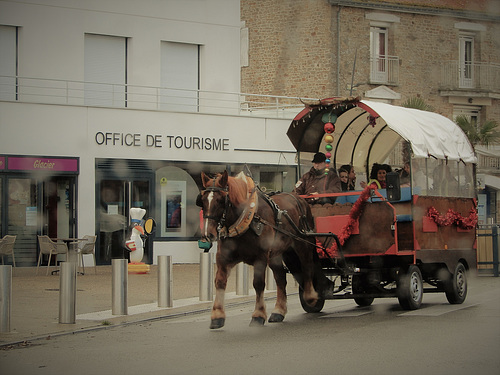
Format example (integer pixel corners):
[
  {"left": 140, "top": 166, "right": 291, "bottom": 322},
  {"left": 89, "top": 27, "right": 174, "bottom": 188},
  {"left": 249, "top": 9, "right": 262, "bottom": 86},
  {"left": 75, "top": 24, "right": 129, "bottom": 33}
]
[{"left": 324, "top": 122, "right": 335, "bottom": 133}]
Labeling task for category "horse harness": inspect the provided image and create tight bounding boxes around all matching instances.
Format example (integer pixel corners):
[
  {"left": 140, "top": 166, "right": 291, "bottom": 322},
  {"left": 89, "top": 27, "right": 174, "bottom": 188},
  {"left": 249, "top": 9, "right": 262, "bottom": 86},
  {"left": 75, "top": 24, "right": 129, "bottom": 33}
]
[{"left": 201, "top": 176, "right": 346, "bottom": 268}]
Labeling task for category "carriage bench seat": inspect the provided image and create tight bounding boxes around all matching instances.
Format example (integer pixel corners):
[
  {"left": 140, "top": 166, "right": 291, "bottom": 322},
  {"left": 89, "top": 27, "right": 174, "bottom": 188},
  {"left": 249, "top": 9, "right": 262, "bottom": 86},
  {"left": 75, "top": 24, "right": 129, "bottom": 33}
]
[
  {"left": 396, "top": 214, "right": 413, "bottom": 222},
  {"left": 368, "top": 187, "right": 412, "bottom": 202},
  {"left": 315, "top": 215, "right": 359, "bottom": 235},
  {"left": 340, "top": 186, "right": 413, "bottom": 203}
]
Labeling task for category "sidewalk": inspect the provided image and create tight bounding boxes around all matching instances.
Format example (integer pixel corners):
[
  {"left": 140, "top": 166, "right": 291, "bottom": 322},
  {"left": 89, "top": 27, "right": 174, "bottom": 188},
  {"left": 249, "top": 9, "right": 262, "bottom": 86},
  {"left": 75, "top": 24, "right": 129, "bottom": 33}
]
[{"left": 1, "top": 264, "right": 296, "bottom": 347}]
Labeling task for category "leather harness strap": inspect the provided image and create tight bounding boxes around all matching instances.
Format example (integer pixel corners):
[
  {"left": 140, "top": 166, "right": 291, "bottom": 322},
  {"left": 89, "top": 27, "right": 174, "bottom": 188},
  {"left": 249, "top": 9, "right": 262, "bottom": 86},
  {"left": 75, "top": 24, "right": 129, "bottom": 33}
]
[{"left": 220, "top": 178, "right": 258, "bottom": 239}]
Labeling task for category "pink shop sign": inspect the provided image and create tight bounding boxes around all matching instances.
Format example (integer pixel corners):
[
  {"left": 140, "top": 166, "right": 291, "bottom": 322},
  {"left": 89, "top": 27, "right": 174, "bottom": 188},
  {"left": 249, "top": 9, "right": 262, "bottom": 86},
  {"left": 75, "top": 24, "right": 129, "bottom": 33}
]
[{"left": 8, "top": 156, "right": 79, "bottom": 173}]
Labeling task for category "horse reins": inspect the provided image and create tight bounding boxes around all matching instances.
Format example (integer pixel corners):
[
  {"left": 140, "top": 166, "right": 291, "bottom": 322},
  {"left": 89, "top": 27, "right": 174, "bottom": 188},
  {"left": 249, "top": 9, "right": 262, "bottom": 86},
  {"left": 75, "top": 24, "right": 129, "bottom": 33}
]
[{"left": 201, "top": 177, "right": 346, "bottom": 268}]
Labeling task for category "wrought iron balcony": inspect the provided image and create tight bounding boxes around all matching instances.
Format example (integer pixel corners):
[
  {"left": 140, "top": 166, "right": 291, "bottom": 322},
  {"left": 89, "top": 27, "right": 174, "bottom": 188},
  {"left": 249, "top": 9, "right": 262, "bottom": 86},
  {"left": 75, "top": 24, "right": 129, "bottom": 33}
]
[
  {"left": 440, "top": 61, "right": 500, "bottom": 93},
  {"left": 369, "top": 55, "right": 400, "bottom": 86}
]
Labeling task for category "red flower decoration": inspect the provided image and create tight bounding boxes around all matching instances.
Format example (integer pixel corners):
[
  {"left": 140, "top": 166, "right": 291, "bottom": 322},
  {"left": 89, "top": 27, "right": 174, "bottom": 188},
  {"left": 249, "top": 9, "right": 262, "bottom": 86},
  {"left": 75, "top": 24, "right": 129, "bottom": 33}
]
[
  {"left": 320, "top": 185, "right": 374, "bottom": 258},
  {"left": 426, "top": 206, "right": 477, "bottom": 230}
]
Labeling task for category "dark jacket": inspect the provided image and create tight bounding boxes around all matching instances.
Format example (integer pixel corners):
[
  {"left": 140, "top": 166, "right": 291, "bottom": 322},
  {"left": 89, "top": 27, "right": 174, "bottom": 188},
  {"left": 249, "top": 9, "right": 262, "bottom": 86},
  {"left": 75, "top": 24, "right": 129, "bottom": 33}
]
[{"left": 293, "top": 167, "right": 341, "bottom": 196}]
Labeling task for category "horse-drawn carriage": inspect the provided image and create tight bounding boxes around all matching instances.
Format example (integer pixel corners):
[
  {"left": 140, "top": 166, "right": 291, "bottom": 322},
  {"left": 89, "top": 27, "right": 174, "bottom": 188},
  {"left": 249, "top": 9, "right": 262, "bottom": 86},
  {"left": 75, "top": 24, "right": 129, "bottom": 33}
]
[
  {"left": 198, "top": 97, "right": 477, "bottom": 328},
  {"left": 287, "top": 97, "right": 477, "bottom": 313}
]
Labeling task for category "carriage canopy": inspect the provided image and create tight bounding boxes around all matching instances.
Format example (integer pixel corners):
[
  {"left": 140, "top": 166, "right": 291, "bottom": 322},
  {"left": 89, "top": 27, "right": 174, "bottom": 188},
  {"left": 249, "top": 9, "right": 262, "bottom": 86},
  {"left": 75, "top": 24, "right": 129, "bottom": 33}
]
[{"left": 287, "top": 98, "right": 477, "bottom": 171}]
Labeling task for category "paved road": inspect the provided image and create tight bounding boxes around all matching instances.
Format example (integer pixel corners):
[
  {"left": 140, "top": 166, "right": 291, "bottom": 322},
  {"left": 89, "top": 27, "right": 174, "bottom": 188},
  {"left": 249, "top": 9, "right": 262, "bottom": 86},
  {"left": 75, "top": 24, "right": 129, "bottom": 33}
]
[{"left": 1, "top": 276, "right": 499, "bottom": 375}]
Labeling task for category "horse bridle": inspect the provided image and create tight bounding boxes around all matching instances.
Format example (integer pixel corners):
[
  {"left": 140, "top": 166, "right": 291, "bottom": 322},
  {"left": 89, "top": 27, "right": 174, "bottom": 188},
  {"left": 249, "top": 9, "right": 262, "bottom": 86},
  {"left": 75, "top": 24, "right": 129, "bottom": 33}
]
[{"left": 200, "top": 183, "right": 231, "bottom": 237}]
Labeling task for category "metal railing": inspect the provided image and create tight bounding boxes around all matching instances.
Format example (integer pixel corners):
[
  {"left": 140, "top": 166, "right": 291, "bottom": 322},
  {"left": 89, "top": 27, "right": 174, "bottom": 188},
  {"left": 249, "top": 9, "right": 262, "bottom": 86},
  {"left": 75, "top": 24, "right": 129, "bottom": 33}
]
[
  {"left": 477, "top": 225, "right": 500, "bottom": 277},
  {"left": 0, "top": 76, "right": 316, "bottom": 119},
  {"left": 369, "top": 55, "right": 399, "bottom": 85},
  {"left": 477, "top": 153, "right": 500, "bottom": 171},
  {"left": 440, "top": 61, "right": 500, "bottom": 92}
]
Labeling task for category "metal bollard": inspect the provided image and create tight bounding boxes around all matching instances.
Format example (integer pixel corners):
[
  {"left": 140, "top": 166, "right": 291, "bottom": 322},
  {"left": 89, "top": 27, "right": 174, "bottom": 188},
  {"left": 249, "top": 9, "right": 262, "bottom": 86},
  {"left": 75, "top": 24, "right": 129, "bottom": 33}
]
[
  {"left": 236, "top": 262, "right": 249, "bottom": 295},
  {"left": 158, "top": 255, "right": 173, "bottom": 307},
  {"left": 0, "top": 265, "right": 12, "bottom": 333},
  {"left": 59, "top": 262, "right": 77, "bottom": 324},
  {"left": 266, "top": 266, "right": 276, "bottom": 291},
  {"left": 112, "top": 259, "right": 128, "bottom": 315},
  {"left": 199, "top": 252, "right": 214, "bottom": 301}
]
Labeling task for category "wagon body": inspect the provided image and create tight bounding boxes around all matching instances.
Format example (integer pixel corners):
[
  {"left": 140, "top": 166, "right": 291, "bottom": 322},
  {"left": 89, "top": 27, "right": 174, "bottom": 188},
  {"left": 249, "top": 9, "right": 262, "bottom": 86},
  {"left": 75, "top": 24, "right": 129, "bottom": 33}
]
[{"left": 286, "top": 98, "right": 477, "bottom": 311}]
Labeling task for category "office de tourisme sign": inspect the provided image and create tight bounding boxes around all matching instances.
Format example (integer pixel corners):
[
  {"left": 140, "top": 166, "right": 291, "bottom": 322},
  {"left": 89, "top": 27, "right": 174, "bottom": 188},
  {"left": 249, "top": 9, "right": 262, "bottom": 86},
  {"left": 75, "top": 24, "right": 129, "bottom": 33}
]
[{"left": 95, "top": 132, "right": 230, "bottom": 151}]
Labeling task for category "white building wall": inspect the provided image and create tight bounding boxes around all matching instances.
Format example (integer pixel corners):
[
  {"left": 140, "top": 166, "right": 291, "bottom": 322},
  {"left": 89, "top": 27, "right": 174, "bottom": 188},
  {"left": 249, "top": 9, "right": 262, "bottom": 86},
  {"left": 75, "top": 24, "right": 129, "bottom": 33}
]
[
  {"left": 0, "top": 0, "right": 241, "bottom": 92},
  {"left": 0, "top": 0, "right": 275, "bottom": 264},
  {"left": 0, "top": 101, "right": 296, "bottom": 262}
]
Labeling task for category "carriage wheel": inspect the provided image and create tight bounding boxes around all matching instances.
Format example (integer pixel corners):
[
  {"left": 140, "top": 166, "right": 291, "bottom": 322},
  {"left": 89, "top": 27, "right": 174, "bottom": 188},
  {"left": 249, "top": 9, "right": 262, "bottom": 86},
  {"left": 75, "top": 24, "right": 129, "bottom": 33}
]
[
  {"left": 299, "top": 287, "right": 325, "bottom": 313},
  {"left": 445, "top": 262, "right": 467, "bottom": 305},
  {"left": 397, "top": 265, "right": 423, "bottom": 310},
  {"left": 352, "top": 274, "right": 374, "bottom": 307}
]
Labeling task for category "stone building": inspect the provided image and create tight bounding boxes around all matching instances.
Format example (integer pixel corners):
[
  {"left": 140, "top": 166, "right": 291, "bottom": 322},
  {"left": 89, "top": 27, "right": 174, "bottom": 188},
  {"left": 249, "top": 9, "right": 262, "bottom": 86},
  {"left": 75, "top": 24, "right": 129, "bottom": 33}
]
[{"left": 241, "top": 0, "right": 500, "bottom": 222}]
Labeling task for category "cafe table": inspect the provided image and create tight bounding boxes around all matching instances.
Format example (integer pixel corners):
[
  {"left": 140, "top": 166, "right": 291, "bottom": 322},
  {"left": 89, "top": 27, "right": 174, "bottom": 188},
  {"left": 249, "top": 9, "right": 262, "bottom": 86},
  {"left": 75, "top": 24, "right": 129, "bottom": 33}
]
[{"left": 50, "top": 237, "right": 85, "bottom": 274}]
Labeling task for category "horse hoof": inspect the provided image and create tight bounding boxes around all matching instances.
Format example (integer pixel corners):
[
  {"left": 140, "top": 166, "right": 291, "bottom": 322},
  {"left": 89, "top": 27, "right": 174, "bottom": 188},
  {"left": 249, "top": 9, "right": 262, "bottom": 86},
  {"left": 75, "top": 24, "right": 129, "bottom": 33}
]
[
  {"left": 249, "top": 317, "right": 266, "bottom": 327},
  {"left": 210, "top": 318, "right": 225, "bottom": 329},
  {"left": 268, "top": 313, "right": 285, "bottom": 323}
]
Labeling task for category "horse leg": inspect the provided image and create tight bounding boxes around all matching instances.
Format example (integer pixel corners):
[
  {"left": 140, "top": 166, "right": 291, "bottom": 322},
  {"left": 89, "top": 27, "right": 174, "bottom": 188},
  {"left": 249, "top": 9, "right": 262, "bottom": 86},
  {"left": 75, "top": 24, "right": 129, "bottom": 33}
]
[
  {"left": 268, "top": 255, "right": 287, "bottom": 323},
  {"left": 210, "top": 261, "right": 230, "bottom": 329},
  {"left": 250, "top": 260, "right": 267, "bottom": 326},
  {"left": 296, "top": 246, "right": 319, "bottom": 307}
]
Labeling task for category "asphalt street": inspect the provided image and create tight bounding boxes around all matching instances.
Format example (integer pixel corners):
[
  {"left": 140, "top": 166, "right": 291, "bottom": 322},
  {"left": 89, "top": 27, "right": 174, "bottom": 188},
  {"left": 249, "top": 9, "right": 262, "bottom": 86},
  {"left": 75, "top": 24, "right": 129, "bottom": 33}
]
[{"left": 1, "top": 275, "right": 499, "bottom": 375}]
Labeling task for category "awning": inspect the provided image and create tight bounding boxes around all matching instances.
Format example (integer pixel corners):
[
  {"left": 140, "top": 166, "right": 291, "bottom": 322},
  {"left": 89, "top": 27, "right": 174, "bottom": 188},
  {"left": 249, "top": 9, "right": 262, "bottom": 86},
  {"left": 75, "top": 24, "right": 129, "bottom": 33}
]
[{"left": 287, "top": 98, "right": 476, "bottom": 170}]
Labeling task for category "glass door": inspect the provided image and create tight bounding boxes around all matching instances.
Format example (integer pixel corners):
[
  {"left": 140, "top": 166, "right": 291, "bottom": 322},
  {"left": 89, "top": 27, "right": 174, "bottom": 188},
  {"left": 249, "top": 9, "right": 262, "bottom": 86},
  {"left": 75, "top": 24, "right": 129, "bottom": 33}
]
[
  {"left": 459, "top": 35, "right": 474, "bottom": 88},
  {"left": 43, "top": 177, "right": 76, "bottom": 240},
  {"left": 3, "top": 176, "right": 75, "bottom": 266},
  {"left": 7, "top": 177, "right": 40, "bottom": 266},
  {"left": 370, "top": 26, "right": 388, "bottom": 83},
  {"left": 97, "top": 177, "right": 152, "bottom": 264}
]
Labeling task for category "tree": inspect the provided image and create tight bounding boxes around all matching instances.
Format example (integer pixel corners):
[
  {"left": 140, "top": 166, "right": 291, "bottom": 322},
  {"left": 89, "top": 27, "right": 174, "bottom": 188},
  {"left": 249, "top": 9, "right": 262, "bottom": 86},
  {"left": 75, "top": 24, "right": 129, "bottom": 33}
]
[
  {"left": 401, "top": 97, "right": 435, "bottom": 112},
  {"left": 455, "top": 115, "right": 500, "bottom": 146}
]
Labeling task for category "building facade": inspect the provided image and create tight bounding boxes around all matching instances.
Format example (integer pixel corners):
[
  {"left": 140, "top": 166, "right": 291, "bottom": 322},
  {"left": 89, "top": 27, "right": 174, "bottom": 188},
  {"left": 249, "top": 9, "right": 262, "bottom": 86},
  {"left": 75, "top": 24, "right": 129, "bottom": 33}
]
[
  {"left": 1, "top": 0, "right": 500, "bottom": 268},
  {"left": 241, "top": 0, "right": 500, "bottom": 222},
  {"left": 0, "top": 0, "right": 304, "bottom": 266}
]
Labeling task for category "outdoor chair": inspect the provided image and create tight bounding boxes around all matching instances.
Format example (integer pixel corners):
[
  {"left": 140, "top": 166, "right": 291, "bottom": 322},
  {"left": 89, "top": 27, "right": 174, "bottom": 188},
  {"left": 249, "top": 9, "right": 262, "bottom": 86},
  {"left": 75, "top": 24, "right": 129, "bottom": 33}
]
[
  {"left": 0, "top": 235, "right": 16, "bottom": 267},
  {"left": 36, "top": 235, "right": 68, "bottom": 275},
  {"left": 77, "top": 235, "right": 97, "bottom": 274}
]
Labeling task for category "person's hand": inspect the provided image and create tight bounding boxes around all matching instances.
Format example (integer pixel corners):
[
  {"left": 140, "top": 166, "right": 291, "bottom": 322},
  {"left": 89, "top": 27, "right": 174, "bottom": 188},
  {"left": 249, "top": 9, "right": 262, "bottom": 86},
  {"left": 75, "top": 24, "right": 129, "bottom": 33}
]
[
  {"left": 360, "top": 181, "right": 367, "bottom": 188},
  {"left": 306, "top": 192, "right": 319, "bottom": 203}
]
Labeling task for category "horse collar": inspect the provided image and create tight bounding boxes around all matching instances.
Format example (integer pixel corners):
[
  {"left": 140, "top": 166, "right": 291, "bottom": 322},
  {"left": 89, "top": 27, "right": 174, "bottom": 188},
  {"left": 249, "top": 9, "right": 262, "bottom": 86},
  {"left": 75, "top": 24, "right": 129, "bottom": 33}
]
[{"left": 220, "top": 184, "right": 258, "bottom": 239}]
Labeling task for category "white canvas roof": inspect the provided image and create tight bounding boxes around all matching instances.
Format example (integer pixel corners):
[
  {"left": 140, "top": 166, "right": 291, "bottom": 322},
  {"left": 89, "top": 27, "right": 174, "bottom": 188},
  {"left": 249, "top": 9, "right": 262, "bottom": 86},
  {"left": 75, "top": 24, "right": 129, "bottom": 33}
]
[
  {"left": 361, "top": 100, "right": 476, "bottom": 163},
  {"left": 288, "top": 98, "right": 477, "bottom": 170}
]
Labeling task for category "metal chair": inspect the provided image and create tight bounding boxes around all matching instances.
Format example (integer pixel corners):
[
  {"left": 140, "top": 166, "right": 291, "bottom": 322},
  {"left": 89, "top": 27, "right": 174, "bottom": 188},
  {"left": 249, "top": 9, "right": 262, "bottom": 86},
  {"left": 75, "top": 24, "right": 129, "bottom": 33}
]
[
  {"left": 36, "top": 235, "right": 68, "bottom": 275},
  {"left": 0, "top": 235, "right": 16, "bottom": 267},
  {"left": 77, "top": 235, "right": 97, "bottom": 274}
]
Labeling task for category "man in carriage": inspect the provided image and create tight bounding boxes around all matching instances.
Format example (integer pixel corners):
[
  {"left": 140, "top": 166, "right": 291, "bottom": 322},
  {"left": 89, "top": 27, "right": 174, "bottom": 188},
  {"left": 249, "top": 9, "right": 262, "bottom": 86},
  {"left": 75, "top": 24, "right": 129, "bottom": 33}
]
[{"left": 293, "top": 151, "right": 341, "bottom": 203}]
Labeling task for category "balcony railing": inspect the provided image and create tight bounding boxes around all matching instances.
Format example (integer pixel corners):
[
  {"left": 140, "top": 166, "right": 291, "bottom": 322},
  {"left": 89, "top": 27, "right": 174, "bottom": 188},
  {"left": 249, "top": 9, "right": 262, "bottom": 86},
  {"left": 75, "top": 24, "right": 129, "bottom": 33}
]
[
  {"left": 440, "top": 61, "right": 500, "bottom": 92},
  {"left": 478, "top": 153, "right": 500, "bottom": 171},
  {"left": 0, "top": 76, "right": 316, "bottom": 119},
  {"left": 369, "top": 55, "right": 399, "bottom": 85}
]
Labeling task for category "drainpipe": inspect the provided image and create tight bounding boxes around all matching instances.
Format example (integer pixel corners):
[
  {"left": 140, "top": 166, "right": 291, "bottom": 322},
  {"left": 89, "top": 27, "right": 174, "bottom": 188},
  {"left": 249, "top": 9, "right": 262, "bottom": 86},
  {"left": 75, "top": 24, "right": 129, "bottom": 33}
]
[{"left": 337, "top": 6, "right": 342, "bottom": 96}]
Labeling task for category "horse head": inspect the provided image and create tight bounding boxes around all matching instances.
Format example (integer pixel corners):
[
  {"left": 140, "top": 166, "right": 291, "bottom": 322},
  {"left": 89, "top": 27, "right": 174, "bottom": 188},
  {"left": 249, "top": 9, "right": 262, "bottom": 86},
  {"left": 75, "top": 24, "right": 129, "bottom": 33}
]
[{"left": 199, "top": 171, "right": 230, "bottom": 243}]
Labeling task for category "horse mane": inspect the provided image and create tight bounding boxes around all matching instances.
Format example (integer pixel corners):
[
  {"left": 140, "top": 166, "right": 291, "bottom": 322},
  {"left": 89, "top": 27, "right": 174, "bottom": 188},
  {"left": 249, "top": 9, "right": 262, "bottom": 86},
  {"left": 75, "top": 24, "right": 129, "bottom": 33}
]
[
  {"left": 226, "top": 172, "right": 251, "bottom": 207},
  {"left": 205, "top": 171, "right": 251, "bottom": 207}
]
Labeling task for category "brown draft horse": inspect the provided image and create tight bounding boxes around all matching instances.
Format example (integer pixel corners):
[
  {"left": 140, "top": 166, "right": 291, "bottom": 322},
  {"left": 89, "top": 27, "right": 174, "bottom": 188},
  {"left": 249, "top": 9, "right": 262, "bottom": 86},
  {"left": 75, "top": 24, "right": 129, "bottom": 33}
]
[{"left": 199, "top": 170, "right": 319, "bottom": 329}]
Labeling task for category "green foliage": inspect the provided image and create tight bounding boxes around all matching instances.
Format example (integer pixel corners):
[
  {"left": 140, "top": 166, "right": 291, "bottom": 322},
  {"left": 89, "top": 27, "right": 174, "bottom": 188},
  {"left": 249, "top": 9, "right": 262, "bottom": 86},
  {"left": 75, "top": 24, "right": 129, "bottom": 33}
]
[
  {"left": 401, "top": 97, "right": 435, "bottom": 112},
  {"left": 455, "top": 115, "right": 500, "bottom": 146}
]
